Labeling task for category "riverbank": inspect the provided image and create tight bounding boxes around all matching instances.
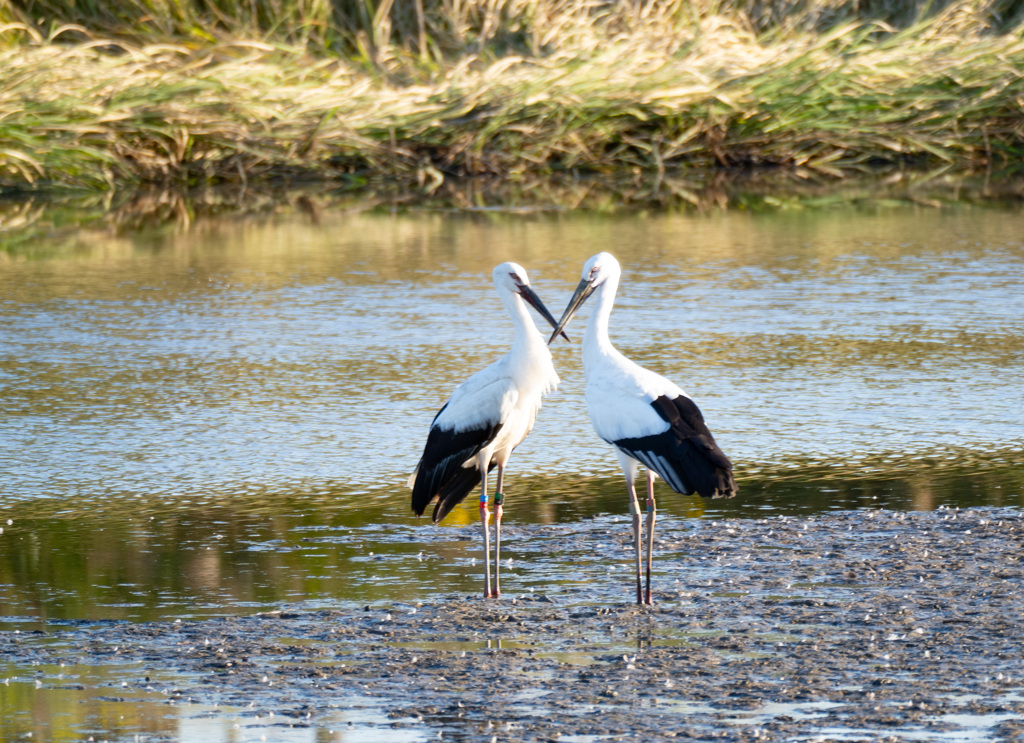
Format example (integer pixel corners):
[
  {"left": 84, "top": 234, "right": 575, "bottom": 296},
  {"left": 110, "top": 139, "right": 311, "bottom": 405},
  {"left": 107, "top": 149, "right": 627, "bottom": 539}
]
[
  {"left": 1, "top": 1, "right": 1023, "bottom": 195},
  {"left": 3, "top": 506, "right": 1024, "bottom": 740}
]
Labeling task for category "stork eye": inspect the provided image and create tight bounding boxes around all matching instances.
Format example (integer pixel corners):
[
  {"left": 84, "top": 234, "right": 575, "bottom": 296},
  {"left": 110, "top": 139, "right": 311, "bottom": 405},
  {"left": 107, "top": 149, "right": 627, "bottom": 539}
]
[{"left": 510, "top": 272, "right": 521, "bottom": 281}]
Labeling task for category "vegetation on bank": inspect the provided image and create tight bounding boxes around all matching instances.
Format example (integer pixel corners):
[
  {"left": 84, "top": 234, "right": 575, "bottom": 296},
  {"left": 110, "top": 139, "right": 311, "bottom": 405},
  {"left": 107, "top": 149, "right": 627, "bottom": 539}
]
[{"left": 1, "top": 0, "right": 1023, "bottom": 195}]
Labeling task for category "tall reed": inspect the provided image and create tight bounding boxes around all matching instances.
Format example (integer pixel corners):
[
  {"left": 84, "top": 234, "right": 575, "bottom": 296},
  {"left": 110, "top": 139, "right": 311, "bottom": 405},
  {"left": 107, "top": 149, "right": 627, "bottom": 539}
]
[
  {"left": 5, "top": 0, "right": 1024, "bottom": 55},
  {"left": 0, "top": 0, "right": 1022, "bottom": 192}
]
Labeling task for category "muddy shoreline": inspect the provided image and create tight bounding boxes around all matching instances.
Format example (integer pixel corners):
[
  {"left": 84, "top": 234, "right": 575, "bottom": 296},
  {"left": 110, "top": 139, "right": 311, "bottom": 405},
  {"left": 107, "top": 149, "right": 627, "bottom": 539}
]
[{"left": 4, "top": 506, "right": 1024, "bottom": 741}]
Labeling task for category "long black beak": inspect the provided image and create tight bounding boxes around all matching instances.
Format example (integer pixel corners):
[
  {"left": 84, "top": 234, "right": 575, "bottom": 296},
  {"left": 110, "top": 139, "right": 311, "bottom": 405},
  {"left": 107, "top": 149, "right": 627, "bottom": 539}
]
[
  {"left": 547, "top": 277, "right": 596, "bottom": 345},
  {"left": 520, "top": 284, "right": 570, "bottom": 343}
]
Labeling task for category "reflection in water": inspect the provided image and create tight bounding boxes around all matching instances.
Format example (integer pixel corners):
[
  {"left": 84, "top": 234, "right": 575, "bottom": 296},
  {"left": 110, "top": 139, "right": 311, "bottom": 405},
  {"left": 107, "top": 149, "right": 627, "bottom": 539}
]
[
  {"left": 0, "top": 662, "right": 180, "bottom": 742},
  {"left": 2, "top": 213, "right": 1024, "bottom": 495},
  {"left": 2, "top": 199, "right": 1023, "bottom": 743},
  {"left": 0, "top": 203, "right": 1022, "bottom": 626},
  {"left": 1, "top": 458, "right": 1022, "bottom": 626},
  {"left": 0, "top": 658, "right": 415, "bottom": 743},
  {"left": 2, "top": 207, "right": 1023, "bottom": 500}
]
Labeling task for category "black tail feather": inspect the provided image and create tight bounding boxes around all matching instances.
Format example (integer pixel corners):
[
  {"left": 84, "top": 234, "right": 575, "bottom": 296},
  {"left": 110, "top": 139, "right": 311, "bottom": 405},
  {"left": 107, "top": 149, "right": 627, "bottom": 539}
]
[
  {"left": 431, "top": 462, "right": 496, "bottom": 523},
  {"left": 615, "top": 394, "right": 737, "bottom": 499},
  {"left": 410, "top": 419, "right": 502, "bottom": 519}
]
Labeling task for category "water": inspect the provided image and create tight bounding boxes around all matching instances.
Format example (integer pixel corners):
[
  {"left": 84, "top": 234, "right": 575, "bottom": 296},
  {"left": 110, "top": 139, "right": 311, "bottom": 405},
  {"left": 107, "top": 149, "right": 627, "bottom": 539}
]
[
  {"left": 2, "top": 204, "right": 1023, "bottom": 622},
  {"left": 4, "top": 208, "right": 1020, "bottom": 497},
  {"left": 1, "top": 201, "right": 1023, "bottom": 739}
]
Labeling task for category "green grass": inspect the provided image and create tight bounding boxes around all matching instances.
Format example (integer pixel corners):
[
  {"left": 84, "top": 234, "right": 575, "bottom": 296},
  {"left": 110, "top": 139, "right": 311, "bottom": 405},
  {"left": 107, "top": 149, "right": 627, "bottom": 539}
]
[{"left": 1, "top": 0, "right": 1023, "bottom": 194}]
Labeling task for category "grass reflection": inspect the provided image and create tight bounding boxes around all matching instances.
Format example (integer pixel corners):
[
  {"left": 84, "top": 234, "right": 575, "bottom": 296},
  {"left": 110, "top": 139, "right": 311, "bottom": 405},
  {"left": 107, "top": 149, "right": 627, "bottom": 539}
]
[
  {"left": 0, "top": 662, "right": 179, "bottom": 742},
  {"left": 1, "top": 450, "right": 1021, "bottom": 625}
]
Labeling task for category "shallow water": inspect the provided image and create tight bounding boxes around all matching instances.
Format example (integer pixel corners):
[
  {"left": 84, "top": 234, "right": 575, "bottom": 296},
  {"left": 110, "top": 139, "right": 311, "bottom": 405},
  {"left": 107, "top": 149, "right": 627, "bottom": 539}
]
[
  {"left": 3, "top": 506, "right": 1023, "bottom": 743},
  {"left": 2, "top": 203, "right": 1023, "bottom": 627}
]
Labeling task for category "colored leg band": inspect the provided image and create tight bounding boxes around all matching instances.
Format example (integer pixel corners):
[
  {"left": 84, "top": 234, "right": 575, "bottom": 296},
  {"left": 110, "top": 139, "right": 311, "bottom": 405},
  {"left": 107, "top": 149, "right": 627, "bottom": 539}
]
[
  {"left": 479, "top": 493, "right": 488, "bottom": 505},
  {"left": 494, "top": 493, "right": 504, "bottom": 506},
  {"left": 629, "top": 500, "right": 641, "bottom": 516}
]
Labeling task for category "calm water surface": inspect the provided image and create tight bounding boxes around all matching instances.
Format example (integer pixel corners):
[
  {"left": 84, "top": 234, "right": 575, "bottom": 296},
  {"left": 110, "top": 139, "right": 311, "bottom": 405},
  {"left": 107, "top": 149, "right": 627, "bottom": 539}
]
[{"left": 1, "top": 205, "right": 1023, "bottom": 621}]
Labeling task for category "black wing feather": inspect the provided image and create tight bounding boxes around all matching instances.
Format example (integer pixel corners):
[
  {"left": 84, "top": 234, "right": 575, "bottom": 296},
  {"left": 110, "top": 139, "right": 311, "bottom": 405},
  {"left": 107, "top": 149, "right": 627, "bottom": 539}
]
[
  {"left": 613, "top": 394, "right": 736, "bottom": 498},
  {"left": 431, "top": 461, "right": 497, "bottom": 523},
  {"left": 410, "top": 411, "right": 503, "bottom": 523}
]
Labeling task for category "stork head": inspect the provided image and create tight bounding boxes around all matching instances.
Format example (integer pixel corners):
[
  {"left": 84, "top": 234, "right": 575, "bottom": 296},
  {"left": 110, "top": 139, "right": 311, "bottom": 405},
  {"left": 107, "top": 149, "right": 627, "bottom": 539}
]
[
  {"left": 580, "top": 252, "right": 621, "bottom": 288},
  {"left": 493, "top": 262, "right": 569, "bottom": 342},
  {"left": 547, "top": 252, "right": 620, "bottom": 345}
]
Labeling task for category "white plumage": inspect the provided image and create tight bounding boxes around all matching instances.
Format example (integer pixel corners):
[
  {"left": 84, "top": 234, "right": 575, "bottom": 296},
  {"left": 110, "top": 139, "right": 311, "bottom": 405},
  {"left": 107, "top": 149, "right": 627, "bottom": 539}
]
[
  {"left": 549, "top": 252, "right": 736, "bottom": 604},
  {"left": 584, "top": 359, "right": 684, "bottom": 443},
  {"left": 410, "top": 261, "right": 563, "bottom": 598}
]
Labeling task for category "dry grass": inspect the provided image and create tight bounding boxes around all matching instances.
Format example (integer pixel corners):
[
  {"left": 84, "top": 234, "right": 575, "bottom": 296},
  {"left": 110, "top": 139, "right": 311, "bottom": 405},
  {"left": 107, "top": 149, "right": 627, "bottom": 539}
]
[{"left": 1, "top": 0, "right": 1023, "bottom": 193}]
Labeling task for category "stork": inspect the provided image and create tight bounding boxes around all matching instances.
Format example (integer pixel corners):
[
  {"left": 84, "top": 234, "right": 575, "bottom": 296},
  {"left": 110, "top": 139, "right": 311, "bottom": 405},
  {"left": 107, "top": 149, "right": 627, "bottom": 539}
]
[
  {"left": 548, "top": 252, "right": 736, "bottom": 605},
  {"left": 410, "top": 262, "right": 567, "bottom": 598}
]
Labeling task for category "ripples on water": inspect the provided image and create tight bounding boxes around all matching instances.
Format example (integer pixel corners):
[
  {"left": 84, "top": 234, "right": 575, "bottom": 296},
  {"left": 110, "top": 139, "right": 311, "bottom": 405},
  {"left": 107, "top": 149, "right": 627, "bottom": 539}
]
[
  {"left": 3, "top": 209, "right": 1022, "bottom": 495},
  {"left": 1, "top": 204, "right": 1023, "bottom": 623}
]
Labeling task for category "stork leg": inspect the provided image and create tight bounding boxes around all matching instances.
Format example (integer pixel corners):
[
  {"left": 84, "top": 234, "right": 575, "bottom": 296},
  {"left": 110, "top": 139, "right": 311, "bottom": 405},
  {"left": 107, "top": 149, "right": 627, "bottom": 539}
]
[
  {"left": 493, "top": 465, "right": 505, "bottom": 598},
  {"left": 479, "top": 470, "right": 493, "bottom": 599},
  {"left": 644, "top": 469, "right": 657, "bottom": 605},
  {"left": 626, "top": 476, "right": 643, "bottom": 605}
]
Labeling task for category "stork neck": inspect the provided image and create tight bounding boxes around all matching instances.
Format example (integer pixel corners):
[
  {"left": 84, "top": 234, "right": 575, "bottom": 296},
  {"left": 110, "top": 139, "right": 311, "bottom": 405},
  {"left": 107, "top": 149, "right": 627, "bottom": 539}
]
[
  {"left": 503, "top": 291, "right": 544, "bottom": 352},
  {"left": 583, "top": 276, "right": 619, "bottom": 364}
]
